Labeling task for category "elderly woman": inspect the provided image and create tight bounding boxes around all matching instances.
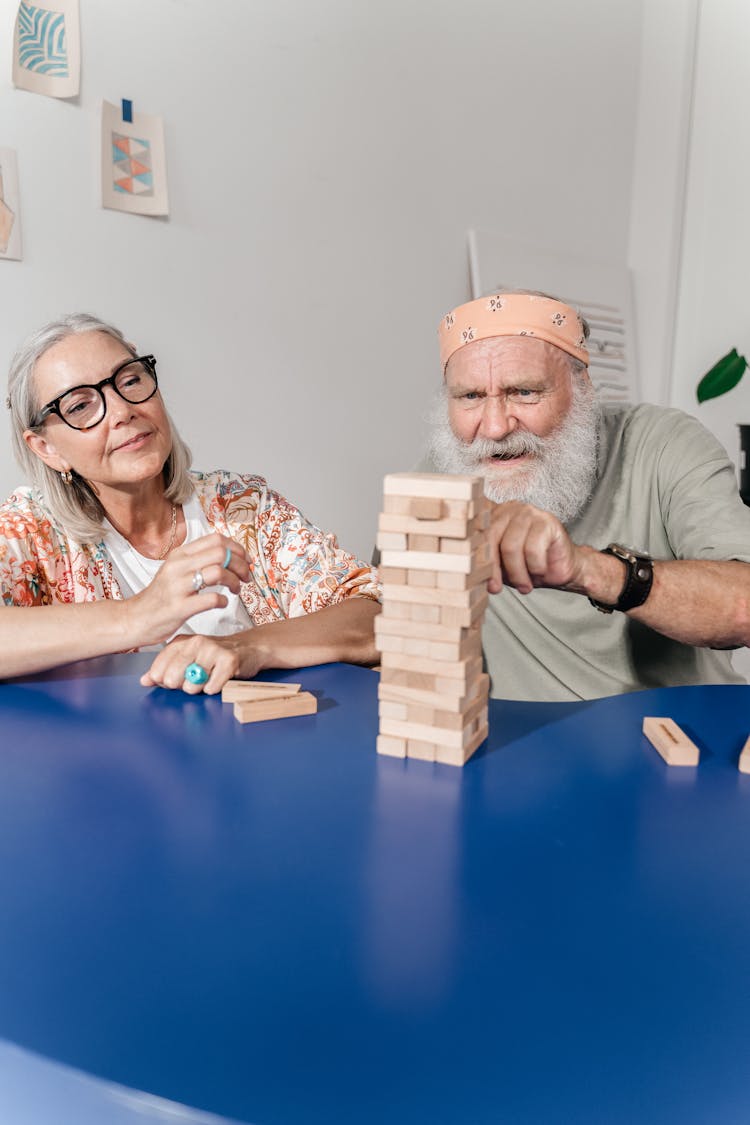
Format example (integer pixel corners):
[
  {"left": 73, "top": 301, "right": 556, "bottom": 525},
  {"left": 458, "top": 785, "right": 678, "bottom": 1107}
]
[{"left": 2, "top": 314, "right": 380, "bottom": 691}]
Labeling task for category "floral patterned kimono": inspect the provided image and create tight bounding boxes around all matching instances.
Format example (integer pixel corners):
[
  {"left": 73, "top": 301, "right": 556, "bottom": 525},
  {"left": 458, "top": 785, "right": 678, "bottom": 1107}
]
[{"left": 0, "top": 470, "right": 380, "bottom": 624}]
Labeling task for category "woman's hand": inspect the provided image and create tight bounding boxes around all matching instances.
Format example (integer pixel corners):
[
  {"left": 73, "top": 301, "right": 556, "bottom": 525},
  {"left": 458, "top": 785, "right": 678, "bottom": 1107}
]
[
  {"left": 125, "top": 532, "right": 251, "bottom": 649},
  {"left": 140, "top": 630, "right": 264, "bottom": 694}
]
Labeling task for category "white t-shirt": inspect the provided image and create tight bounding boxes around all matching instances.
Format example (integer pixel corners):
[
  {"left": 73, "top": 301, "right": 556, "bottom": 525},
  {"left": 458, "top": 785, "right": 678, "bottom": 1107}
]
[{"left": 103, "top": 496, "right": 252, "bottom": 639}]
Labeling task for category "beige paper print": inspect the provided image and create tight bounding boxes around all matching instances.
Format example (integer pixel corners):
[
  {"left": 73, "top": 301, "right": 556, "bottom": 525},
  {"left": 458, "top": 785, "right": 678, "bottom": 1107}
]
[
  {"left": 101, "top": 100, "right": 169, "bottom": 218},
  {"left": 12, "top": 0, "right": 81, "bottom": 99},
  {"left": 0, "top": 150, "right": 23, "bottom": 261}
]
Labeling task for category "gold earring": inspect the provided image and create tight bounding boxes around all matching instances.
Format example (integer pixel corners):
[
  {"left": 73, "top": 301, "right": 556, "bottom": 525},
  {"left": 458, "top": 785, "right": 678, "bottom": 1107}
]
[{"left": 60, "top": 469, "right": 73, "bottom": 484}]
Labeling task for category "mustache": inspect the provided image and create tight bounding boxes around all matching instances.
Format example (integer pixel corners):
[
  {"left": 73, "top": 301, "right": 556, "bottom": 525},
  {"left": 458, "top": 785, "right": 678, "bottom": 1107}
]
[{"left": 460, "top": 432, "right": 545, "bottom": 460}]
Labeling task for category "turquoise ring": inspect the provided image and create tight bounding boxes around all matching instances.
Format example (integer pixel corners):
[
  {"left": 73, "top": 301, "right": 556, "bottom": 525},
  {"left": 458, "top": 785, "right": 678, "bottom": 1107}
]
[
  {"left": 223, "top": 546, "right": 232, "bottom": 569},
  {"left": 185, "top": 662, "right": 209, "bottom": 686}
]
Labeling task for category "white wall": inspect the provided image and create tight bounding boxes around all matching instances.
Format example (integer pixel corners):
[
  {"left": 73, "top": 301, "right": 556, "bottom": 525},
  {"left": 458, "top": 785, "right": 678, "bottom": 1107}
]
[
  {"left": 670, "top": 0, "right": 750, "bottom": 465},
  {"left": 0, "top": 0, "right": 643, "bottom": 558}
]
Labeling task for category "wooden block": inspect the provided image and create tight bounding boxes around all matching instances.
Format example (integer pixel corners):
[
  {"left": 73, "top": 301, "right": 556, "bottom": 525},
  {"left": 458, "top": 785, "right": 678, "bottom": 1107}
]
[
  {"left": 408, "top": 496, "right": 445, "bottom": 520},
  {"left": 440, "top": 595, "right": 488, "bottom": 629},
  {"left": 383, "top": 495, "right": 417, "bottom": 516},
  {"left": 403, "top": 636, "right": 432, "bottom": 658},
  {"left": 407, "top": 569, "right": 437, "bottom": 587},
  {"left": 408, "top": 534, "right": 440, "bottom": 552},
  {"left": 381, "top": 548, "right": 487, "bottom": 575},
  {"left": 222, "top": 680, "right": 301, "bottom": 703},
  {"left": 381, "top": 713, "right": 483, "bottom": 751},
  {"left": 381, "top": 581, "right": 487, "bottom": 610},
  {"left": 642, "top": 717, "right": 699, "bottom": 766},
  {"left": 435, "top": 723, "right": 488, "bottom": 767},
  {"left": 440, "top": 534, "right": 482, "bottom": 555},
  {"left": 381, "top": 600, "right": 412, "bottom": 620},
  {"left": 234, "top": 692, "right": 317, "bottom": 724},
  {"left": 739, "top": 735, "right": 750, "bottom": 774},
  {"left": 436, "top": 557, "right": 493, "bottom": 589},
  {"left": 378, "top": 700, "right": 408, "bottom": 721},
  {"left": 406, "top": 693, "right": 487, "bottom": 732},
  {"left": 379, "top": 566, "right": 408, "bottom": 585},
  {"left": 380, "top": 650, "right": 483, "bottom": 684},
  {"left": 376, "top": 614, "right": 477, "bottom": 643},
  {"left": 376, "top": 531, "right": 408, "bottom": 551},
  {"left": 410, "top": 603, "right": 442, "bottom": 624},
  {"left": 374, "top": 631, "right": 406, "bottom": 655},
  {"left": 406, "top": 738, "right": 437, "bottom": 762},
  {"left": 383, "top": 472, "right": 483, "bottom": 502},
  {"left": 379, "top": 672, "right": 490, "bottom": 712},
  {"left": 378, "top": 511, "right": 486, "bottom": 540},
  {"left": 377, "top": 734, "right": 407, "bottom": 758}
]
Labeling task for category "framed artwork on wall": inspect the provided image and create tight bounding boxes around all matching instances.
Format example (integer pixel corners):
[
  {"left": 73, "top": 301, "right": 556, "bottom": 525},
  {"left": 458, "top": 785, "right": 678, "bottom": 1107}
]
[
  {"left": 0, "top": 149, "right": 23, "bottom": 262},
  {"left": 12, "top": 0, "right": 80, "bottom": 100},
  {"left": 100, "top": 100, "right": 169, "bottom": 218}
]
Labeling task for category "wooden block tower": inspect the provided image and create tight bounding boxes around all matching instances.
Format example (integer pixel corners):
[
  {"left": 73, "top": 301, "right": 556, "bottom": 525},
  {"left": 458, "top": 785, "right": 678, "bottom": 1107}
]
[{"left": 375, "top": 472, "right": 492, "bottom": 766}]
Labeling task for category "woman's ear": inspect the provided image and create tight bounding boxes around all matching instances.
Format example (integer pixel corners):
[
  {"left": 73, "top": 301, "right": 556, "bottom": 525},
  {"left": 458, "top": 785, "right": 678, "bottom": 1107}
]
[{"left": 23, "top": 428, "right": 71, "bottom": 474}]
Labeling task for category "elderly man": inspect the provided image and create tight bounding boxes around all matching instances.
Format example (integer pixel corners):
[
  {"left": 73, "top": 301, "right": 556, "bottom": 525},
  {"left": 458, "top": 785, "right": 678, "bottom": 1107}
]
[{"left": 424, "top": 291, "right": 750, "bottom": 700}]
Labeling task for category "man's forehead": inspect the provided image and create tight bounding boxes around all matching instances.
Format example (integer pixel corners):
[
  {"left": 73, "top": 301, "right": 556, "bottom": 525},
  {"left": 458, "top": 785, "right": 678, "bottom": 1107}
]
[{"left": 446, "top": 335, "right": 570, "bottom": 382}]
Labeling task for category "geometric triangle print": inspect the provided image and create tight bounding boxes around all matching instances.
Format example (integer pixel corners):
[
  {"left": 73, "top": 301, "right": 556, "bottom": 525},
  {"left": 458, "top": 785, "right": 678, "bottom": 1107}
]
[
  {"left": 112, "top": 136, "right": 131, "bottom": 156},
  {"left": 129, "top": 176, "right": 152, "bottom": 194},
  {"left": 114, "top": 177, "right": 134, "bottom": 194},
  {"left": 113, "top": 157, "right": 131, "bottom": 176},
  {"left": 129, "top": 158, "right": 150, "bottom": 177}
]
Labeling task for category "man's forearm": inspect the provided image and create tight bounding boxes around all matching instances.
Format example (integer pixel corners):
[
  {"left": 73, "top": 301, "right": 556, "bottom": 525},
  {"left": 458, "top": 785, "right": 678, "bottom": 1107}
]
[
  {"left": 571, "top": 550, "right": 750, "bottom": 648},
  {"left": 238, "top": 597, "right": 381, "bottom": 676}
]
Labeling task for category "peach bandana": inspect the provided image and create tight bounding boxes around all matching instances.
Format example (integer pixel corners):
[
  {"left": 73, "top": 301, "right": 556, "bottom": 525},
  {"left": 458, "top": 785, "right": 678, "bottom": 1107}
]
[{"left": 438, "top": 293, "right": 589, "bottom": 369}]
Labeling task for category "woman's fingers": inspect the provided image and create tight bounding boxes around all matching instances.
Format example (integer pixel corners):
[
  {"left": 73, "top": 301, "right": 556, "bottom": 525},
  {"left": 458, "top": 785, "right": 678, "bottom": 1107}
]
[{"left": 140, "top": 634, "right": 241, "bottom": 695}]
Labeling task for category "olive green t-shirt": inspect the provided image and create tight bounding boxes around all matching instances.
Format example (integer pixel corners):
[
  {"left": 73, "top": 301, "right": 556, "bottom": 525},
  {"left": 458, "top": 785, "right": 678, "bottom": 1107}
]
[{"left": 422, "top": 404, "right": 750, "bottom": 701}]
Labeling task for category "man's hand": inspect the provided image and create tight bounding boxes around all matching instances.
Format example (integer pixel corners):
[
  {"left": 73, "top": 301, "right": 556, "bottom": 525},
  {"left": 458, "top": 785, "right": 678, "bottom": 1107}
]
[{"left": 487, "top": 500, "right": 585, "bottom": 596}]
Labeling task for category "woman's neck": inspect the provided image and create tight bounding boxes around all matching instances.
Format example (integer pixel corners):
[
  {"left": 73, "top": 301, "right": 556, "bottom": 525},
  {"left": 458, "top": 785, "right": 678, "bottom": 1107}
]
[{"left": 102, "top": 480, "right": 185, "bottom": 559}]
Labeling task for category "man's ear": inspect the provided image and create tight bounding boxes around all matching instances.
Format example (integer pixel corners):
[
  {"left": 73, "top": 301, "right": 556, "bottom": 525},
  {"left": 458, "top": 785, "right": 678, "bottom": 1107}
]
[{"left": 23, "top": 428, "right": 71, "bottom": 475}]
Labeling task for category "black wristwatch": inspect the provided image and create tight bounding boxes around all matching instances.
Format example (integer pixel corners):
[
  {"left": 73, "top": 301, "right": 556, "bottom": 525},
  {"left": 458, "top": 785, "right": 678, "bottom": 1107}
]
[{"left": 589, "top": 543, "right": 654, "bottom": 614}]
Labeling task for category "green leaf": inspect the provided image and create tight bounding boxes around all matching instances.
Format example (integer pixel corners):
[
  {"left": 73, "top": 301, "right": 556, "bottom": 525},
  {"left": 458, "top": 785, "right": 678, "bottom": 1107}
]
[{"left": 696, "top": 348, "right": 748, "bottom": 403}]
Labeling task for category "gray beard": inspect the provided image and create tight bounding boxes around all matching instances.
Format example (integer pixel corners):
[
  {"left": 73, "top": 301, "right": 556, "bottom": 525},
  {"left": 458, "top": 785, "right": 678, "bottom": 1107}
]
[{"left": 427, "top": 381, "right": 600, "bottom": 526}]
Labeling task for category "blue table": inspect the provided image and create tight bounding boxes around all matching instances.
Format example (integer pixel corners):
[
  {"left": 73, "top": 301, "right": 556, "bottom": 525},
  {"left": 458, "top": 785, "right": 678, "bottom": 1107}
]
[{"left": 1, "top": 654, "right": 750, "bottom": 1124}]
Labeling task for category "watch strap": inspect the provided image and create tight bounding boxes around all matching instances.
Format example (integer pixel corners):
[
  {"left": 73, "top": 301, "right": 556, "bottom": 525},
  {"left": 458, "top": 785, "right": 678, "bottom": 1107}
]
[{"left": 589, "top": 544, "right": 654, "bottom": 614}]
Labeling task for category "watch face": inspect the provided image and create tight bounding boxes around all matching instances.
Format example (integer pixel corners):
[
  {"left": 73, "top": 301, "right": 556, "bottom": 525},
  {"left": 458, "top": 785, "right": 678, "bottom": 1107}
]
[{"left": 609, "top": 543, "right": 650, "bottom": 561}]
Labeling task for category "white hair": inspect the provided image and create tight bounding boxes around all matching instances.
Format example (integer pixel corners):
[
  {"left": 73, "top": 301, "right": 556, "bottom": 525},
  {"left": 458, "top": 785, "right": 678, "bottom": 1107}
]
[{"left": 6, "top": 313, "right": 193, "bottom": 543}]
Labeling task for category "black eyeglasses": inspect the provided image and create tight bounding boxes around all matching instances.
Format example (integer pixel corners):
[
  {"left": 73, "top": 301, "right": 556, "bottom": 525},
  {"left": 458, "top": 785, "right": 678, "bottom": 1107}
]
[{"left": 33, "top": 354, "right": 159, "bottom": 431}]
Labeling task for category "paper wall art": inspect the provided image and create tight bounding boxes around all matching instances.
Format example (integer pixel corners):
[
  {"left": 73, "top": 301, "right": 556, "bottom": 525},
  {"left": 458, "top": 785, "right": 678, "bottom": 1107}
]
[
  {"left": 12, "top": 0, "right": 80, "bottom": 99},
  {"left": 0, "top": 149, "right": 23, "bottom": 261},
  {"left": 101, "top": 100, "right": 169, "bottom": 218}
]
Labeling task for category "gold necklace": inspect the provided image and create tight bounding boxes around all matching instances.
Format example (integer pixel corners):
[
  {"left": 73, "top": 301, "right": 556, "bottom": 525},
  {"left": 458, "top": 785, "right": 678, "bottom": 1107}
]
[{"left": 157, "top": 504, "right": 178, "bottom": 560}]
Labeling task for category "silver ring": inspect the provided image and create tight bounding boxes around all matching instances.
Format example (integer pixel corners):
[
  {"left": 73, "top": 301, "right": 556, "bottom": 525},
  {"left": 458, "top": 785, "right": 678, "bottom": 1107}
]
[{"left": 191, "top": 570, "right": 205, "bottom": 593}]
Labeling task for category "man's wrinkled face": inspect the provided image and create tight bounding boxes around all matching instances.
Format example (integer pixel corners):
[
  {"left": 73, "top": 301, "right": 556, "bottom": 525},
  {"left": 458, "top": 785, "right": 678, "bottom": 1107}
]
[
  {"left": 431, "top": 335, "right": 599, "bottom": 525},
  {"left": 445, "top": 335, "right": 575, "bottom": 473}
]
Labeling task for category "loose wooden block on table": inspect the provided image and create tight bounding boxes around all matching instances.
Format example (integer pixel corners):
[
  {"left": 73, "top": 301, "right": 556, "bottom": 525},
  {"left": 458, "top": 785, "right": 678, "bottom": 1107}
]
[
  {"left": 234, "top": 692, "right": 318, "bottom": 724},
  {"left": 222, "top": 680, "right": 302, "bottom": 703},
  {"left": 739, "top": 735, "right": 750, "bottom": 774},
  {"left": 383, "top": 472, "right": 483, "bottom": 502},
  {"left": 642, "top": 716, "right": 699, "bottom": 766}
]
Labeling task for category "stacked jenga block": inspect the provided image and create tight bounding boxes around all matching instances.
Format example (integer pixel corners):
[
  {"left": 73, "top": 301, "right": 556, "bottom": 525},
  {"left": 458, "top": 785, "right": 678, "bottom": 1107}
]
[{"left": 375, "top": 472, "right": 491, "bottom": 766}]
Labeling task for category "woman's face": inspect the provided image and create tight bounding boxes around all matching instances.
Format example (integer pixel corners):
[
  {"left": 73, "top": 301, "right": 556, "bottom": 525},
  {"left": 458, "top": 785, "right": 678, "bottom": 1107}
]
[{"left": 24, "top": 330, "right": 174, "bottom": 500}]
